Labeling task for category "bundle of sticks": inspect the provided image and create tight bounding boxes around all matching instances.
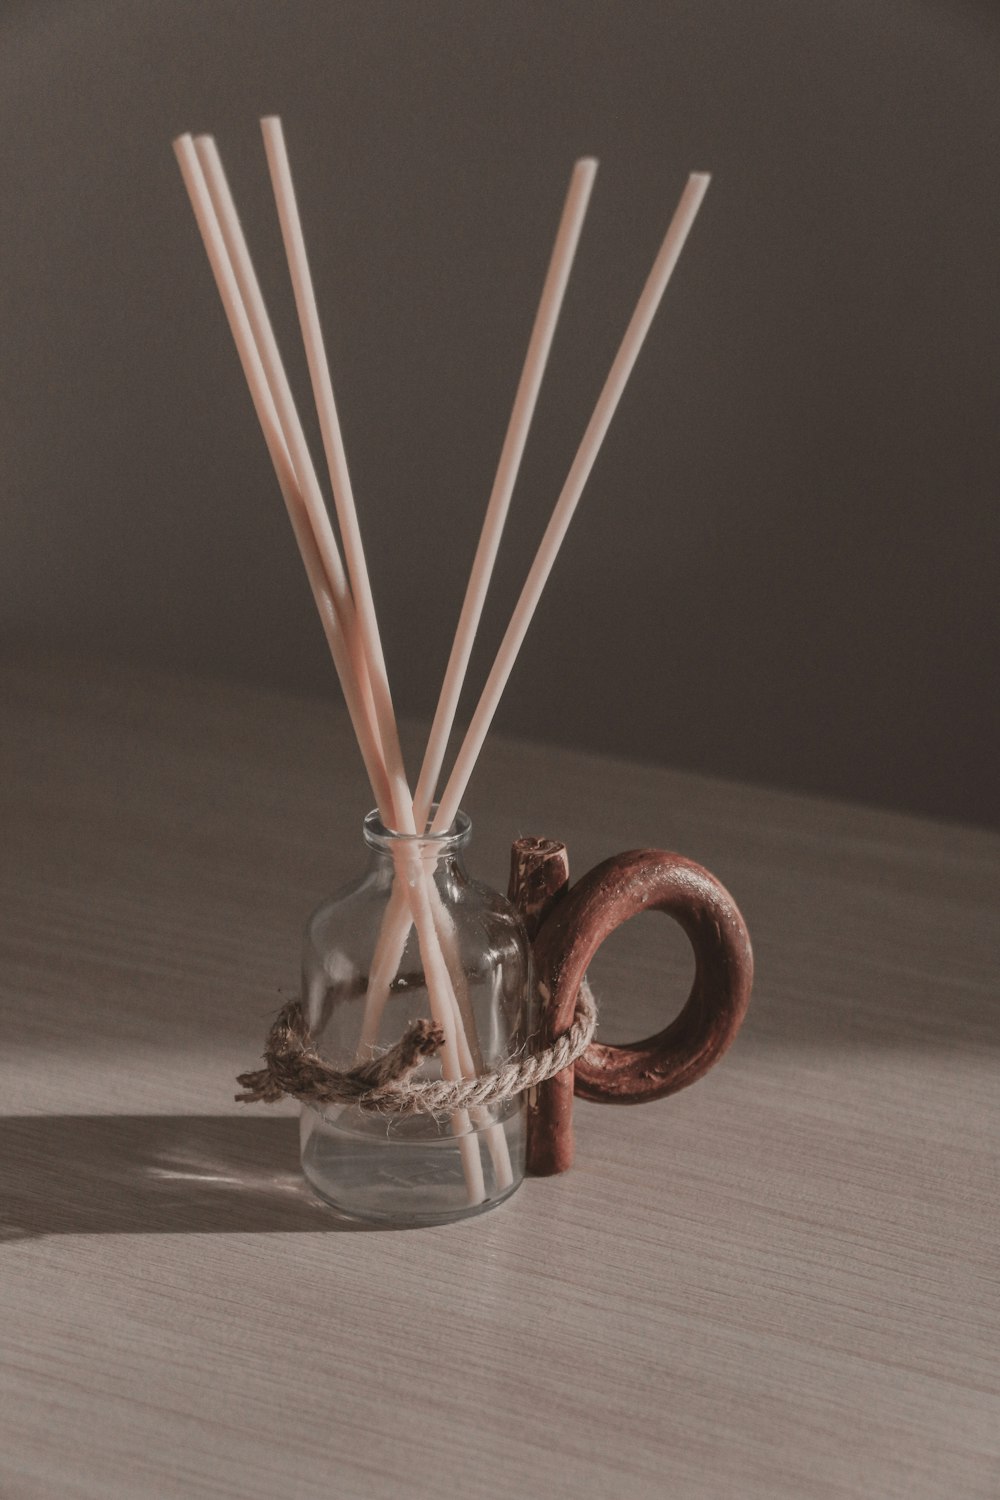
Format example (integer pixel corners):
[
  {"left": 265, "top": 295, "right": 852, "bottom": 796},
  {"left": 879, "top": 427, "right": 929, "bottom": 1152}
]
[{"left": 174, "top": 119, "right": 709, "bottom": 1203}]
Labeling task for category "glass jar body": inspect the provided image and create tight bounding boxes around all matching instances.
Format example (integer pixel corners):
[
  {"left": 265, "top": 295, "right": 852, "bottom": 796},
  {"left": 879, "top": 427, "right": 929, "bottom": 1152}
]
[{"left": 299, "top": 813, "right": 531, "bottom": 1227}]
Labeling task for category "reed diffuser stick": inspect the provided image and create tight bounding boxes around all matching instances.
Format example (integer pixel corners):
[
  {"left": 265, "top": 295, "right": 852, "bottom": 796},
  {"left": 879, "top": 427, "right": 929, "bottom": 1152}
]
[
  {"left": 259, "top": 116, "right": 506, "bottom": 1198},
  {"left": 432, "top": 173, "right": 711, "bottom": 833},
  {"left": 260, "top": 115, "right": 414, "bottom": 831},
  {"left": 173, "top": 136, "right": 386, "bottom": 805},
  {"left": 360, "top": 156, "right": 599, "bottom": 1165},
  {"left": 411, "top": 156, "right": 598, "bottom": 828},
  {"left": 193, "top": 134, "right": 384, "bottom": 775},
  {"left": 175, "top": 132, "right": 487, "bottom": 1202}
]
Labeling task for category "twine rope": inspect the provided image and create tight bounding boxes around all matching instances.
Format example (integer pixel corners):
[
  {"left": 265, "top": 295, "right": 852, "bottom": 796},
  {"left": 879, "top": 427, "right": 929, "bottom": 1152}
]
[{"left": 236, "top": 982, "right": 596, "bottom": 1117}]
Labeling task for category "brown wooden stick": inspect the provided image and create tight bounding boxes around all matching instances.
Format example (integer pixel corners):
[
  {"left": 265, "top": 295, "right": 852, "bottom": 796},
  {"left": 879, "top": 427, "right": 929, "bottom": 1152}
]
[{"left": 507, "top": 836, "right": 572, "bottom": 1175}]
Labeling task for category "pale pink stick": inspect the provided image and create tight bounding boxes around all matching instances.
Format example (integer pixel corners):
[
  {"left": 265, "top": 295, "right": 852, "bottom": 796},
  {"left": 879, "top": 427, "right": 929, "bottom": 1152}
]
[
  {"left": 428, "top": 889, "right": 514, "bottom": 1189},
  {"left": 260, "top": 115, "right": 415, "bottom": 833},
  {"left": 187, "top": 135, "right": 437, "bottom": 1134},
  {"left": 259, "top": 115, "right": 508, "bottom": 1193},
  {"left": 412, "top": 157, "right": 598, "bottom": 829},
  {"left": 173, "top": 135, "right": 386, "bottom": 804},
  {"left": 361, "top": 873, "right": 514, "bottom": 1190},
  {"left": 362, "top": 157, "right": 599, "bottom": 1189},
  {"left": 357, "top": 881, "right": 412, "bottom": 1053},
  {"left": 193, "top": 134, "right": 386, "bottom": 792},
  {"left": 259, "top": 117, "right": 495, "bottom": 1198},
  {"left": 356, "top": 875, "right": 484, "bottom": 1087},
  {"left": 175, "top": 134, "right": 485, "bottom": 1202},
  {"left": 433, "top": 173, "right": 711, "bottom": 833},
  {"left": 358, "top": 156, "right": 599, "bottom": 1180},
  {"left": 359, "top": 857, "right": 515, "bottom": 1191},
  {"left": 403, "top": 862, "right": 486, "bottom": 1201}
]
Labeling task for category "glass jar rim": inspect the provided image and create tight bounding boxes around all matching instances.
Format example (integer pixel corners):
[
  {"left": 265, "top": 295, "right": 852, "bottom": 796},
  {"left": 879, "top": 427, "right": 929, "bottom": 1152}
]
[{"left": 363, "top": 807, "right": 471, "bottom": 852}]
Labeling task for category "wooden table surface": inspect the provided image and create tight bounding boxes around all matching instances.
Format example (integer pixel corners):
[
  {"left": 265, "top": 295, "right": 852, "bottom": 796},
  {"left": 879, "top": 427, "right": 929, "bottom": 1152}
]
[{"left": 2, "top": 650, "right": 998, "bottom": 1499}]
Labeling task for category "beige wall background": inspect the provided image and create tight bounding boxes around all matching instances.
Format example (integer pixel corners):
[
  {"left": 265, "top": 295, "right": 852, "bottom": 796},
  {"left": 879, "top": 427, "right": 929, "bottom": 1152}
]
[{"left": 2, "top": 0, "right": 997, "bottom": 828}]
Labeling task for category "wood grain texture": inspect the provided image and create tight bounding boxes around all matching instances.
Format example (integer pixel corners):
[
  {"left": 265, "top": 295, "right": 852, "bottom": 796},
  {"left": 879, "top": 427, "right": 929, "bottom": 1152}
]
[{"left": 1, "top": 649, "right": 998, "bottom": 1500}]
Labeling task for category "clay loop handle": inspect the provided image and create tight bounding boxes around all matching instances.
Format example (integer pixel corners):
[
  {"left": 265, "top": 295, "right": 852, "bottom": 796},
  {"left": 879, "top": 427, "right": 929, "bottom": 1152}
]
[
  {"left": 515, "top": 846, "right": 749, "bottom": 1170},
  {"left": 527, "top": 848, "right": 753, "bottom": 1172},
  {"left": 561, "top": 850, "right": 754, "bottom": 1102}
]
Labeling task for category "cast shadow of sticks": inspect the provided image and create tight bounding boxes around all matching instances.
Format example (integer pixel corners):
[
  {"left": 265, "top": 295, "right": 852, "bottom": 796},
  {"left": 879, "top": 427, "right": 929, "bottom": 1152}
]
[{"left": 0, "top": 1114, "right": 376, "bottom": 1240}]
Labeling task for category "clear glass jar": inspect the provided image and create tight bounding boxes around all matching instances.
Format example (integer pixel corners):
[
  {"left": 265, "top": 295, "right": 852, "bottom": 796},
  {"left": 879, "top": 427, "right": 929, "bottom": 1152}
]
[{"left": 299, "top": 810, "right": 531, "bottom": 1227}]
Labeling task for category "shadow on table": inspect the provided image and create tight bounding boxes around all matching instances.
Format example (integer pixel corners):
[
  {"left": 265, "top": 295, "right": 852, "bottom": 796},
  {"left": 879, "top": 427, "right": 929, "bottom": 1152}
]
[{"left": 0, "top": 1114, "right": 380, "bottom": 1240}]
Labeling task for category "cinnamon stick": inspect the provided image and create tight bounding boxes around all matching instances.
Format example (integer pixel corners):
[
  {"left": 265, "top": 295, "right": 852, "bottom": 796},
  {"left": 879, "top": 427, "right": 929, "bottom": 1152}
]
[{"left": 507, "top": 836, "right": 574, "bottom": 1175}]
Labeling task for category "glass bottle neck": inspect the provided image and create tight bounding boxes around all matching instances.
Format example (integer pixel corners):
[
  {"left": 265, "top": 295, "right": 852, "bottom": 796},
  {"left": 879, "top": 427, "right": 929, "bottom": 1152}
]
[{"left": 362, "top": 807, "right": 472, "bottom": 890}]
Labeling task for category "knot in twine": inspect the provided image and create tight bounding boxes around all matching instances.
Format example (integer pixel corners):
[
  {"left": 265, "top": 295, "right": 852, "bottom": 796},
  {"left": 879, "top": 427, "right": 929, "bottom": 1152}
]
[{"left": 236, "top": 983, "right": 596, "bottom": 1117}]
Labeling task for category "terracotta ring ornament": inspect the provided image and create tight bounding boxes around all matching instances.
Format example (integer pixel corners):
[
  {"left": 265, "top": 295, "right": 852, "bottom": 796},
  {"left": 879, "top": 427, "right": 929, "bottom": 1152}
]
[{"left": 526, "top": 847, "right": 753, "bottom": 1173}]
